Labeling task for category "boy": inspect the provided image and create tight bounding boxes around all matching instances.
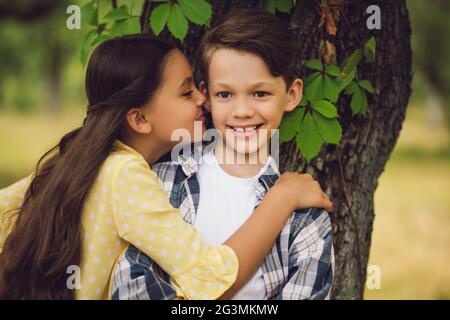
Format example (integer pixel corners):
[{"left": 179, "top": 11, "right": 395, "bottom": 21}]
[{"left": 111, "top": 9, "right": 334, "bottom": 300}]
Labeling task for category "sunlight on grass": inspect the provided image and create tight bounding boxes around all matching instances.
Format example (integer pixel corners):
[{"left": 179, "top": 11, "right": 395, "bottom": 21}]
[
  {"left": 365, "top": 103, "right": 450, "bottom": 299},
  {"left": 0, "top": 108, "right": 85, "bottom": 187}
]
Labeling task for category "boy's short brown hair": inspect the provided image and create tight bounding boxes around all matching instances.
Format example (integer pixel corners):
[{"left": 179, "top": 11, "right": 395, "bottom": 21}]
[{"left": 198, "top": 8, "right": 297, "bottom": 89}]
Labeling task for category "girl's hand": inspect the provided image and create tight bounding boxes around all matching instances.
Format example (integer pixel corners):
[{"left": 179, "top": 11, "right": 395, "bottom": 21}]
[{"left": 272, "top": 172, "right": 333, "bottom": 212}]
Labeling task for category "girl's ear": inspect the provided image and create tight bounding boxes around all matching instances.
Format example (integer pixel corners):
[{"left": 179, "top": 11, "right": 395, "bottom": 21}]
[
  {"left": 126, "top": 108, "right": 152, "bottom": 134},
  {"left": 199, "top": 81, "right": 211, "bottom": 112},
  {"left": 285, "top": 78, "right": 303, "bottom": 112}
]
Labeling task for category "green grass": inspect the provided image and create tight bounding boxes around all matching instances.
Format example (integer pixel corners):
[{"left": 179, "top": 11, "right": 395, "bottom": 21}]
[
  {"left": 0, "top": 107, "right": 85, "bottom": 187},
  {"left": 365, "top": 103, "right": 450, "bottom": 299},
  {"left": 0, "top": 102, "right": 448, "bottom": 299}
]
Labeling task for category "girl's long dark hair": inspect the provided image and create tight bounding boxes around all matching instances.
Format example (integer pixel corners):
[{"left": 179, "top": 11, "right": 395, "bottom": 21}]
[{"left": 0, "top": 35, "right": 174, "bottom": 299}]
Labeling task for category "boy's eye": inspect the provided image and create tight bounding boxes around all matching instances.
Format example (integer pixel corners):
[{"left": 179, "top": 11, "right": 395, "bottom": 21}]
[
  {"left": 217, "top": 92, "right": 232, "bottom": 99},
  {"left": 253, "top": 91, "right": 270, "bottom": 98}
]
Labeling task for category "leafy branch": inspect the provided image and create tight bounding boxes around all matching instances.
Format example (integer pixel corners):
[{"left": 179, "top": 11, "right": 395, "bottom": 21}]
[
  {"left": 280, "top": 0, "right": 378, "bottom": 294},
  {"left": 79, "top": 0, "right": 213, "bottom": 65}
]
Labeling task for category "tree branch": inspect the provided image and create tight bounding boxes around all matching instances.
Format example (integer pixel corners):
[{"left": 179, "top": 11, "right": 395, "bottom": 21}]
[{"left": 140, "top": 0, "right": 152, "bottom": 34}]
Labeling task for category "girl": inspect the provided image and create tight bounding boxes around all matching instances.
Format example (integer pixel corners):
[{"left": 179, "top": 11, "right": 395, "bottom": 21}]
[{"left": 0, "top": 35, "right": 332, "bottom": 300}]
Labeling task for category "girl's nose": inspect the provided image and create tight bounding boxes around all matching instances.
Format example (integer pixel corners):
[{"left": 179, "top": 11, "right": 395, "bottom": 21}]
[{"left": 194, "top": 88, "right": 206, "bottom": 107}]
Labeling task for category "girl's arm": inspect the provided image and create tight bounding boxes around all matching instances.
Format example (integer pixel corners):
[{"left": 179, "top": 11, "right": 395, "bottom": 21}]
[
  {"left": 113, "top": 158, "right": 332, "bottom": 299},
  {"left": 220, "top": 172, "right": 332, "bottom": 299}
]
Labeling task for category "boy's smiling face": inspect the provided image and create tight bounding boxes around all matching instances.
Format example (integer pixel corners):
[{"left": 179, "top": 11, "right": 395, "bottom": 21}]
[{"left": 205, "top": 48, "right": 303, "bottom": 159}]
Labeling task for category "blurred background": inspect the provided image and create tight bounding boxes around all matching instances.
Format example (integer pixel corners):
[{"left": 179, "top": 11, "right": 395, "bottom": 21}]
[{"left": 0, "top": 0, "right": 448, "bottom": 299}]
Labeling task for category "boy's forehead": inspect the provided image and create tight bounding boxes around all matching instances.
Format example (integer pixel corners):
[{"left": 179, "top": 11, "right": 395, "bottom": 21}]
[
  {"left": 208, "top": 49, "right": 274, "bottom": 82},
  {"left": 207, "top": 48, "right": 285, "bottom": 89}
]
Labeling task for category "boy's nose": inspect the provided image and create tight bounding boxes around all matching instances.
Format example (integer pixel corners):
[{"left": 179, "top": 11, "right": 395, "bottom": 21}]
[{"left": 232, "top": 100, "right": 255, "bottom": 118}]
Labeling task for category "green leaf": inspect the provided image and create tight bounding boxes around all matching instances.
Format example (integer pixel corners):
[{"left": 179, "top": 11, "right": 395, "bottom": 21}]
[
  {"left": 80, "top": 29, "right": 97, "bottom": 66},
  {"left": 150, "top": 3, "right": 171, "bottom": 36},
  {"left": 323, "top": 75, "right": 340, "bottom": 103},
  {"left": 325, "top": 64, "right": 340, "bottom": 77},
  {"left": 167, "top": 4, "right": 188, "bottom": 41},
  {"left": 311, "top": 100, "right": 338, "bottom": 118},
  {"left": 305, "top": 59, "right": 323, "bottom": 71},
  {"left": 342, "top": 49, "right": 361, "bottom": 75},
  {"left": 279, "top": 107, "right": 305, "bottom": 143},
  {"left": 97, "top": 22, "right": 107, "bottom": 34},
  {"left": 339, "top": 67, "right": 357, "bottom": 91},
  {"left": 299, "top": 96, "right": 308, "bottom": 106},
  {"left": 92, "top": 34, "right": 111, "bottom": 46},
  {"left": 126, "top": 17, "right": 141, "bottom": 34},
  {"left": 179, "top": 0, "right": 212, "bottom": 25},
  {"left": 364, "top": 36, "right": 376, "bottom": 62},
  {"left": 81, "top": 2, "right": 98, "bottom": 26},
  {"left": 303, "top": 71, "right": 321, "bottom": 87},
  {"left": 297, "top": 112, "right": 323, "bottom": 161},
  {"left": 129, "top": 0, "right": 144, "bottom": 16},
  {"left": 358, "top": 79, "right": 375, "bottom": 93},
  {"left": 305, "top": 73, "right": 324, "bottom": 101},
  {"left": 313, "top": 111, "right": 342, "bottom": 144},
  {"left": 344, "top": 81, "right": 358, "bottom": 95},
  {"left": 275, "top": 0, "right": 294, "bottom": 13},
  {"left": 104, "top": 7, "right": 129, "bottom": 21},
  {"left": 262, "top": 0, "right": 276, "bottom": 13},
  {"left": 350, "top": 87, "right": 368, "bottom": 114},
  {"left": 110, "top": 19, "right": 128, "bottom": 36}
]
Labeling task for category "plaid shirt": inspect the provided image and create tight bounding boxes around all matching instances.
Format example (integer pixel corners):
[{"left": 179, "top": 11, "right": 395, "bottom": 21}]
[{"left": 111, "top": 145, "right": 334, "bottom": 300}]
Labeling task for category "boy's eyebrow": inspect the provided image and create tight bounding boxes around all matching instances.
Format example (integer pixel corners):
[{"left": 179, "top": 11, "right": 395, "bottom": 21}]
[
  {"left": 212, "top": 81, "right": 276, "bottom": 89},
  {"left": 250, "top": 81, "right": 277, "bottom": 89},
  {"left": 178, "top": 76, "right": 193, "bottom": 89},
  {"left": 211, "top": 82, "right": 233, "bottom": 89}
]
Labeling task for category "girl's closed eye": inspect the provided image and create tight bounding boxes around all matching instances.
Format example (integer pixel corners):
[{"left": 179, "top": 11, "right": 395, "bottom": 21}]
[{"left": 182, "top": 90, "right": 194, "bottom": 98}]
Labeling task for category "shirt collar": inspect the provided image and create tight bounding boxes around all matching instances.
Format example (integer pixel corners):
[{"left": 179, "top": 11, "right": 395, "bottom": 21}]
[
  {"left": 173, "top": 143, "right": 281, "bottom": 199},
  {"left": 254, "top": 157, "right": 280, "bottom": 202}
]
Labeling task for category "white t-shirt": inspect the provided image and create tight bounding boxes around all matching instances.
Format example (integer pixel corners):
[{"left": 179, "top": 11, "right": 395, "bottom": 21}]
[{"left": 194, "top": 150, "right": 270, "bottom": 300}]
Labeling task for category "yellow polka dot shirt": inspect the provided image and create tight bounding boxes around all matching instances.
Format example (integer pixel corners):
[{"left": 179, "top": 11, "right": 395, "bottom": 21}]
[{"left": 0, "top": 140, "right": 238, "bottom": 299}]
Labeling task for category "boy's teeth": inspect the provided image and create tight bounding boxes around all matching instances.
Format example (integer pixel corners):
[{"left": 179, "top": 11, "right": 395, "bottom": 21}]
[{"left": 232, "top": 126, "right": 257, "bottom": 132}]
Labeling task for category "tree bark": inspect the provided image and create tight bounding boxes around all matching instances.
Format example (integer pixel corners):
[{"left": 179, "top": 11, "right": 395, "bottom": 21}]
[
  {"left": 159, "top": 0, "right": 413, "bottom": 299},
  {"left": 283, "top": 0, "right": 412, "bottom": 299}
]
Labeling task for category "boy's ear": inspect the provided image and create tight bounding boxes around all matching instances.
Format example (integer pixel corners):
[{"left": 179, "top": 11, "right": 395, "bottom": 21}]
[
  {"left": 285, "top": 78, "right": 303, "bottom": 112},
  {"left": 126, "top": 108, "right": 152, "bottom": 134},
  {"left": 199, "top": 81, "right": 211, "bottom": 112}
]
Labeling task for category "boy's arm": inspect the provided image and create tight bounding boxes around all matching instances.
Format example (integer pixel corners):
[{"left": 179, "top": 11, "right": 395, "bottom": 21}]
[{"left": 277, "top": 208, "right": 334, "bottom": 300}]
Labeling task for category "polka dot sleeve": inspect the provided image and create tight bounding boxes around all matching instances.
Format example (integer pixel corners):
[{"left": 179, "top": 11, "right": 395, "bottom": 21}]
[
  {"left": 0, "top": 175, "right": 32, "bottom": 251},
  {"left": 111, "top": 158, "right": 238, "bottom": 300}
]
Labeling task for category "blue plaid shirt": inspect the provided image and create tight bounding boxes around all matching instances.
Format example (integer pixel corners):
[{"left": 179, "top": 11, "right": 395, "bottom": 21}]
[{"left": 111, "top": 145, "right": 334, "bottom": 300}]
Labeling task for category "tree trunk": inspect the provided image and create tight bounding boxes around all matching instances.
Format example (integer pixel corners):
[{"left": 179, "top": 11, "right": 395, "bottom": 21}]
[
  {"left": 161, "top": 0, "right": 413, "bottom": 299},
  {"left": 281, "top": 0, "right": 412, "bottom": 299}
]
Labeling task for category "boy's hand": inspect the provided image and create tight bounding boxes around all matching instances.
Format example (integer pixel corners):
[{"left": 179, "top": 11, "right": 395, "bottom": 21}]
[{"left": 272, "top": 172, "right": 333, "bottom": 212}]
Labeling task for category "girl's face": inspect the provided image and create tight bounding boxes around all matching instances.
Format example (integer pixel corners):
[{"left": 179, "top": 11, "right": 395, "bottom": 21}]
[{"left": 146, "top": 49, "right": 206, "bottom": 147}]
